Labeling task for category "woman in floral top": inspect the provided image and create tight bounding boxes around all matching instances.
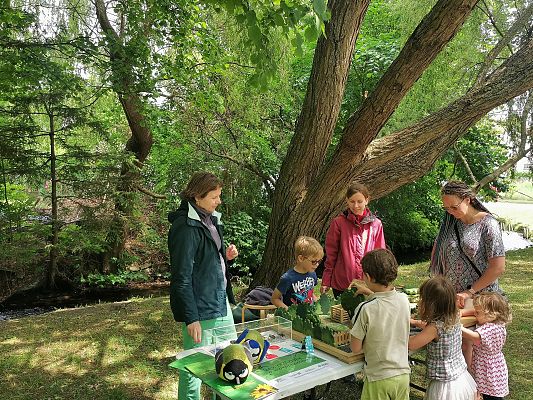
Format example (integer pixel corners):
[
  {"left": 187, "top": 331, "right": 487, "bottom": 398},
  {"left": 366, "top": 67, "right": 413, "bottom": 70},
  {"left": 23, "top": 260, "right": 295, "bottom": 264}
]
[{"left": 430, "top": 181, "right": 506, "bottom": 309}]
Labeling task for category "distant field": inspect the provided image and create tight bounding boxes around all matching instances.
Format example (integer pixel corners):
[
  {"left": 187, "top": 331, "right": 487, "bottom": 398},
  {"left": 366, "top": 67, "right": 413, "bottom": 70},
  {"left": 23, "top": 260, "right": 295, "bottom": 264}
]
[
  {"left": 500, "top": 179, "right": 533, "bottom": 202},
  {"left": 485, "top": 201, "right": 533, "bottom": 230}
]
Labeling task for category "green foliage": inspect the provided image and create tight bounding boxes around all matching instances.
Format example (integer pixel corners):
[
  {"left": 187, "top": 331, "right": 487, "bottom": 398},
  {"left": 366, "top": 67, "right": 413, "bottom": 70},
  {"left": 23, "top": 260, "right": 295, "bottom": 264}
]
[
  {"left": 0, "top": 183, "right": 35, "bottom": 228},
  {"left": 316, "top": 293, "right": 332, "bottom": 315},
  {"left": 339, "top": 289, "right": 365, "bottom": 318},
  {"left": 207, "top": 0, "right": 330, "bottom": 86},
  {"left": 291, "top": 315, "right": 305, "bottom": 333},
  {"left": 320, "top": 325, "right": 335, "bottom": 346},
  {"left": 373, "top": 173, "right": 443, "bottom": 254},
  {"left": 58, "top": 224, "right": 107, "bottom": 256},
  {"left": 296, "top": 302, "right": 320, "bottom": 325},
  {"left": 312, "top": 322, "right": 322, "bottom": 341},
  {"left": 80, "top": 270, "right": 149, "bottom": 288},
  {"left": 302, "top": 318, "right": 315, "bottom": 336},
  {"left": 223, "top": 211, "right": 268, "bottom": 277},
  {"left": 448, "top": 121, "right": 510, "bottom": 198}
]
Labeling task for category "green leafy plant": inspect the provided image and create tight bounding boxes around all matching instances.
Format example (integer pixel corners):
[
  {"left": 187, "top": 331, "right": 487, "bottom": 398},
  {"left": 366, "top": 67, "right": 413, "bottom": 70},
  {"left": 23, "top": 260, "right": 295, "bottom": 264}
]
[
  {"left": 340, "top": 289, "right": 366, "bottom": 319},
  {"left": 80, "top": 270, "right": 149, "bottom": 288}
]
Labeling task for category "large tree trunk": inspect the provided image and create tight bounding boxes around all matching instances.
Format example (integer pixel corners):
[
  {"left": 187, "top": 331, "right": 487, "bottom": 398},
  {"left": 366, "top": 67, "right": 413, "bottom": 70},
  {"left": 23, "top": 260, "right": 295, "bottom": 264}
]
[
  {"left": 95, "top": 0, "right": 153, "bottom": 272},
  {"left": 254, "top": 0, "right": 533, "bottom": 288}
]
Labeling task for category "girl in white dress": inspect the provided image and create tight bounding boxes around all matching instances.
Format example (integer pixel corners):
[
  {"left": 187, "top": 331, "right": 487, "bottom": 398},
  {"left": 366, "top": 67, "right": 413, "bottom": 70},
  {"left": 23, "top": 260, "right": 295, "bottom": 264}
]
[{"left": 409, "top": 276, "right": 477, "bottom": 400}]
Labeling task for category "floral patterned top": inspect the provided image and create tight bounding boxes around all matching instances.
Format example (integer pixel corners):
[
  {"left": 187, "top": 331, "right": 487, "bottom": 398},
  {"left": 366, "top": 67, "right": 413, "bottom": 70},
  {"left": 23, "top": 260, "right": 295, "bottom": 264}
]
[
  {"left": 472, "top": 323, "right": 509, "bottom": 397},
  {"left": 431, "top": 213, "right": 505, "bottom": 293}
]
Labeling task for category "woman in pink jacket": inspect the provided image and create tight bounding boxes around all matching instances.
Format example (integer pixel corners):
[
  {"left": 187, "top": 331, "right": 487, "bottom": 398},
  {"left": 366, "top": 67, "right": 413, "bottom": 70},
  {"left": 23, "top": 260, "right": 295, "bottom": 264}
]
[{"left": 321, "top": 182, "right": 386, "bottom": 297}]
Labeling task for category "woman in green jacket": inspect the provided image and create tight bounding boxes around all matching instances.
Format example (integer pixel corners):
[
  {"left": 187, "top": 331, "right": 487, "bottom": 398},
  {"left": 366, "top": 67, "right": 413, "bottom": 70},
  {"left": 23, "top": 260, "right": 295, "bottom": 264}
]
[{"left": 168, "top": 171, "right": 238, "bottom": 400}]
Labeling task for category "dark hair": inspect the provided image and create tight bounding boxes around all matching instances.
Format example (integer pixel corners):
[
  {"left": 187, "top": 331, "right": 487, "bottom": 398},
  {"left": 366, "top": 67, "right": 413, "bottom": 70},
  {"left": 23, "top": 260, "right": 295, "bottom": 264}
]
[
  {"left": 418, "top": 276, "right": 459, "bottom": 329},
  {"left": 180, "top": 172, "right": 222, "bottom": 202},
  {"left": 473, "top": 292, "right": 512, "bottom": 325},
  {"left": 361, "top": 249, "right": 398, "bottom": 286},
  {"left": 441, "top": 180, "right": 489, "bottom": 213},
  {"left": 346, "top": 182, "right": 370, "bottom": 199}
]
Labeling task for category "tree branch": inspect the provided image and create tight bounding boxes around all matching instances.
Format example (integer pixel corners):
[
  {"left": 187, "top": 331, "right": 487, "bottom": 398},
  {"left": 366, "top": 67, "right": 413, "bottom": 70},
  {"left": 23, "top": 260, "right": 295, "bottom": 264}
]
[
  {"left": 313, "top": 0, "right": 480, "bottom": 202},
  {"left": 136, "top": 185, "right": 167, "bottom": 199},
  {"left": 454, "top": 144, "right": 478, "bottom": 184},
  {"left": 473, "top": 2, "right": 533, "bottom": 88}
]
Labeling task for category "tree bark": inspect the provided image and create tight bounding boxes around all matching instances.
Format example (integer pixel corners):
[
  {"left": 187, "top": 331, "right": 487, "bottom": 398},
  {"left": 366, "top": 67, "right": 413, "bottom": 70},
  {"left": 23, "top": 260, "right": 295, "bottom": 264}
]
[
  {"left": 254, "top": 0, "right": 533, "bottom": 289},
  {"left": 256, "top": 0, "right": 371, "bottom": 287},
  {"left": 46, "top": 112, "right": 59, "bottom": 289},
  {"left": 95, "top": 0, "right": 153, "bottom": 272}
]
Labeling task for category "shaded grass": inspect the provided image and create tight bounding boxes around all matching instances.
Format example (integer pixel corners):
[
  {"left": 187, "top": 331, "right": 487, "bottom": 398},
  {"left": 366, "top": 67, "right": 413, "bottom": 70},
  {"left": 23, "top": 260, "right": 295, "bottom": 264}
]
[{"left": 1, "top": 248, "right": 532, "bottom": 399}]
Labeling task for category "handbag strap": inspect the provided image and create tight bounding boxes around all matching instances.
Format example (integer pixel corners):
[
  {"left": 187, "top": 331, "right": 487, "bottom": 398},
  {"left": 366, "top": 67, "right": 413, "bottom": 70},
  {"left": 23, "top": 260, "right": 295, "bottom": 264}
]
[{"left": 453, "top": 222, "right": 483, "bottom": 278}]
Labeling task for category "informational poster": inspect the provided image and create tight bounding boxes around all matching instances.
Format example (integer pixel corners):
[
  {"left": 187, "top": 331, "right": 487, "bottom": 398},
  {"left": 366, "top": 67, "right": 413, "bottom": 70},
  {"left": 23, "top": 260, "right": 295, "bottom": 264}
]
[{"left": 253, "top": 351, "right": 325, "bottom": 381}]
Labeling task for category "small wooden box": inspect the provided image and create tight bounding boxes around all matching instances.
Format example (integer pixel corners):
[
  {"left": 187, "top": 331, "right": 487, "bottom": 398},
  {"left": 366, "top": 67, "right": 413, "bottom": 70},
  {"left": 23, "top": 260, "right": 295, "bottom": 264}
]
[{"left": 330, "top": 304, "right": 350, "bottom": 324}]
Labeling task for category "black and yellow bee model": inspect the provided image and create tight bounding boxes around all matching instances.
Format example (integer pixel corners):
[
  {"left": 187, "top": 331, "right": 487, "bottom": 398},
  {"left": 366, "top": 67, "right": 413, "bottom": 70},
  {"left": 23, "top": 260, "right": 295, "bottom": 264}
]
[
  {"left": 235, "top": 328, "right": 270, "bottom": 365},
  {"left": 214, "top": 343, "right": 253, "bottom": 385}
]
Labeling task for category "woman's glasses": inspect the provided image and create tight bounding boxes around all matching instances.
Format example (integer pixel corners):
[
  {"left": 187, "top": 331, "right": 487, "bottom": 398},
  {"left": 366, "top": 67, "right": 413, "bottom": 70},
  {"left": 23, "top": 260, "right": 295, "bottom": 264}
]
[{"left": 442, "top": 198, "right": 465, "bottom": 211}]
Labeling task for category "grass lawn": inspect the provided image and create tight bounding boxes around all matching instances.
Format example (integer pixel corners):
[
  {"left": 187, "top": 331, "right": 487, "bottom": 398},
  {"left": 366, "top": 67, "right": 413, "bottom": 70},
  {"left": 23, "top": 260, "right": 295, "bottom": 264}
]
[
  {"left": 500, "top": 178, "right": 533, "bottom": 202},
  {"left": 1, "top": 247, "right": 532, "bottom": 400}
]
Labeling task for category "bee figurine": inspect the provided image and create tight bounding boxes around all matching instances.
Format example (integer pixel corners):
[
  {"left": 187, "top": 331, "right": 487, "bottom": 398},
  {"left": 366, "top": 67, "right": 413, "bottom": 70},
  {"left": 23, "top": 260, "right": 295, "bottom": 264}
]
[
  {"left": 215, "top": 343, "right": 253, "bottom": 385},
  {"left": 235, "top": 328, "right": 270, "bottom": 365}
]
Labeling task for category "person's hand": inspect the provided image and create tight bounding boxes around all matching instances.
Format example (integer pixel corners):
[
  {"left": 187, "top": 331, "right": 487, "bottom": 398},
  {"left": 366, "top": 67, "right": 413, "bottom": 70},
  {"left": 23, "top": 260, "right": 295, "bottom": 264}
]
[
  {"left": 226, "top": 244, "right": 238, "bottom": 261},
  {"left": 320, "top": 285, "right": 329, "bottom": 294},
  {"left": 456, "top": 291, "right": 470, "bottom": 309},
  {"left": 350, "top": 279, "right": 372, "bottom": 296},
  {"left": 187, "top": 321, "right": 202, "bottom": 343},
  {"left": 410, "top": 318, "right": 426, "bottom": 329}
]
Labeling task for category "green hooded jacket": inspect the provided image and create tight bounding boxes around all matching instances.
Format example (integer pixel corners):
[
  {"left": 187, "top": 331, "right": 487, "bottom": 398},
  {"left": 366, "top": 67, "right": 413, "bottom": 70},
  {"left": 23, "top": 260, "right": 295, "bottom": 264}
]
[{"left": 168, "top": 200, "right": 235, "bottom": 325}]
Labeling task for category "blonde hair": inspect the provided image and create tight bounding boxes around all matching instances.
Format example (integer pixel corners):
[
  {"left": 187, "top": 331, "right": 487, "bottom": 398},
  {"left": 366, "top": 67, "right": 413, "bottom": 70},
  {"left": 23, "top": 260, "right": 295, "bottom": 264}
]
[
  {"left": 418, "top": 276, "right": 460, "bottom": 329},
  {"left": 473, "top": 292, "right": 512, "bottom": 325},
  {"left": 294, "top": 236, "right": 323, "bottom": 259}
]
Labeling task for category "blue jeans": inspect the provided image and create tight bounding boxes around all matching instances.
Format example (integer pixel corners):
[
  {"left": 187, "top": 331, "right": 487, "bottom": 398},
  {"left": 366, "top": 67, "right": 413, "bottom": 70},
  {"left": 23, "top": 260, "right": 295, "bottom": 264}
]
[{"left": 178, "top": 300, "right": 236, "bottom": 400}]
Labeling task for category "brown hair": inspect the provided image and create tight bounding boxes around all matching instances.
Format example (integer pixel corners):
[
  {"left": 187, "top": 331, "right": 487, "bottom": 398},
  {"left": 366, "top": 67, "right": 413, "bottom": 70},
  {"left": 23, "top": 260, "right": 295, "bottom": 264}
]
[
  {"left": 418, "top": 276, "right": 459, "bottom": 329},
  {"left": 361, "top": 248, "right": 398, "bottom": 286},
  {"left": 180, "top": 172, "right": 222, "bottom": 202},
  {"left": 294, "top": 236, "right": 324, "bottom": 259},
  {"left": 441, "top": 180, "right": 489, "bottom": 213},
  {"left": 473, "top": 292, "right": 512, "bottom": 325},
  {"left": 346, "top": 182, "right": 370, "bottom": 199}
]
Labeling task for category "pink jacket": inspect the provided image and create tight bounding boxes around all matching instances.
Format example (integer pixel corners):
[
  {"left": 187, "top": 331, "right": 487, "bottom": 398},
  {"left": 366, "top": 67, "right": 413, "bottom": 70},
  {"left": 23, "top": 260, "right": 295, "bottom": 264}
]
[{"left": 322, "top": 209, "right": 386, "bottom": 291}]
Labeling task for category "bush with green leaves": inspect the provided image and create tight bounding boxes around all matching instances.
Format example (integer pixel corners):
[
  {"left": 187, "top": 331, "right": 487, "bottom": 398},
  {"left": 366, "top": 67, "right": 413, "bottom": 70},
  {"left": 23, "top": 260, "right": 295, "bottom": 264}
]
[
  {"left": 373, "top": 173, "right": 442, "bottom": 255},
  {"left": 80, "top": 270, "right": 149, "bottom": 288},
  {"left": 223, "top": 211, "right": 268, "bottom": 277},
  {"left": 0, "top": 183, "right": 36, "bottom": 229}
]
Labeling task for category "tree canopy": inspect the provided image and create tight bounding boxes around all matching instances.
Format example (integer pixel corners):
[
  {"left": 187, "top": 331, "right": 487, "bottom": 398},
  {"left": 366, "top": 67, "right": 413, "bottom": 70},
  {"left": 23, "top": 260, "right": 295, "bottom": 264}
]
[{"left": 1, "top": 0, "right": 532, "bottom": 292}]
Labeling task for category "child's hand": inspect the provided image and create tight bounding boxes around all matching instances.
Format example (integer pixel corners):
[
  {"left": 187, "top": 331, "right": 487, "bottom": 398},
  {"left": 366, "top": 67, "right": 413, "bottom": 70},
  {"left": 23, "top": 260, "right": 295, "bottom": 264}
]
[
  {"left": 320, "top": 285, "right": 330, "bottom": 294},
  {"left": 350, "top": 280, "right": 372, "bottom": 296},
  {"left": 410, "top": 318, "right": 426, "bottom": 329}
]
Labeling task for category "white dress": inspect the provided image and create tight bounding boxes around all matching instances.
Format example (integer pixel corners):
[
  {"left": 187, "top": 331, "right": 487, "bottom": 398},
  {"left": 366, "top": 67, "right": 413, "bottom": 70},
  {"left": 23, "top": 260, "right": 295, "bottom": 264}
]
[{"left": 424, "top": 321, "right": 477, "bottom": 400}]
